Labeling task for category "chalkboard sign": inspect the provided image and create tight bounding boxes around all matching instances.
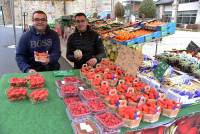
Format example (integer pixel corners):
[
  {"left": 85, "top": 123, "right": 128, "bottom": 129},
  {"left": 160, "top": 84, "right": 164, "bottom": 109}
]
[
  {"left": 153, "top": 61, "right": 169, "bottom": 81},
  {"left": 186, "top": 41, "right": 199, "bottom": 52}
]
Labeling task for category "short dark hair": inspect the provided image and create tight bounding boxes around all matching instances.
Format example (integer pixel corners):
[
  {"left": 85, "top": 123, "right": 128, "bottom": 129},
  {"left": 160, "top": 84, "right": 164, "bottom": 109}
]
[
  {"left": 32, "top": 10, "right": 47, "bottom": 20},
  {"left": 75, "top": 13, "right": 87, "bottom": 19}
]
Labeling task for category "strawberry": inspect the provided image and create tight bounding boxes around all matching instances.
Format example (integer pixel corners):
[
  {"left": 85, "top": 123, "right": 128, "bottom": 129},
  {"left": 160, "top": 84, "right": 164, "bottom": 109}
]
[
  {"left": 80, "top": 89, "right": 99, "bottom": 100},
  {"left": 7, "top": 87, "right": 27, "bottom": 101},
  {"left": 95, "top": 112, "right": 123, "bottom": 129}
]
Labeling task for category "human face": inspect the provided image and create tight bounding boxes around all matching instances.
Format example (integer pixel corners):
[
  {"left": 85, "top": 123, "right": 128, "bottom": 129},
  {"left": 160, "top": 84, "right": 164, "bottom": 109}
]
[
  {"left": 75, "top": 16, "right": 88, "bottom": 32},
  {"left": 32, "top": 13, "right": 47, "bottom": 33}
]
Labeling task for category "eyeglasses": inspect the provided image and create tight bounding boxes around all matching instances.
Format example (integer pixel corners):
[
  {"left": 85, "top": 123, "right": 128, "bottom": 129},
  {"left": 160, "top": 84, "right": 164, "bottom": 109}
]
[
  {"left": 33, "top": 18, "right": 47, "bottom": 22},
  {"left": 75, "top": 20, "right": 86, "bottom": 23}
]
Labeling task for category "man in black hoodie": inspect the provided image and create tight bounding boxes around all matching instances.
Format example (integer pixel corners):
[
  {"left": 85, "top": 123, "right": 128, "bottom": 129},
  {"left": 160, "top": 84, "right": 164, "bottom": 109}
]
[
  {"left": 66, "top": 13, "right": 106, "bottom": 69},
  {"left": 16, "top": 10, "right": 61, "bottom": 73}
]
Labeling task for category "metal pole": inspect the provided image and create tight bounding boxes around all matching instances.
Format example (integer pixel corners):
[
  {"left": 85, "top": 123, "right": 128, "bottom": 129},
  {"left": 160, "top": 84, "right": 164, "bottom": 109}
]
[
  {"left": 10, "top": 0, "right": 16, "bottom": 46},
  {"left": 1, "top": 6, "right": 5, "bottom": 26},
  {"left": 20, "top": 0, "right": 23, "bottom": 32},
  {"left": 64, "top": 0, "right": 66, "bottom": 15},
  {"left": 85, "top": 0, "right": 86, "bottom": 14}
]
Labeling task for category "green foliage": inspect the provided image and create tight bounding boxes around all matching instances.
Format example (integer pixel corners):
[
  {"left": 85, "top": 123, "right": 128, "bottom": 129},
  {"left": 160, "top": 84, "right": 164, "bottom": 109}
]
[
  {"left": 139, "top": 0, "right": 156, "bottom": 18},
  {"left": 115, "top": 2, "right": 125, "bottom": 18}
]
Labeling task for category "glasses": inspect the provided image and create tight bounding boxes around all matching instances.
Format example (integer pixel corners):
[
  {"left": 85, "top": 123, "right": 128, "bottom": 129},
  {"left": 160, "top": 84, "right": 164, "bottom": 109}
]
[
  {"left": 33, "top": 18, "right": 47, "bottom": 22},
  {"left": 75, "top": 20, "right": 86, "bottom": 23}
]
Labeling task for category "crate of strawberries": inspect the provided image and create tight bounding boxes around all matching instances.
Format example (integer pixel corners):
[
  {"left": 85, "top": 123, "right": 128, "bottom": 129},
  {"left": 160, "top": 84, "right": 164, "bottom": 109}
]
[
  {"left": 9, "top": 77, "right": 27, "bottom": 87},
  {"left": 117, "top": 106, "right": 143, "bottom": 128},
  {"left": 80, "top": 89, "right": 100, "bottom": 101},
  {"left": 66, "top": 102, "right": 91, "bottom": 120},
  {"left": 26, "top": 73, "right": 45, "bottom": 89},
  {"left": 64, "top": 96, "right": 82, "bottom": 107},
  {"left": 59, "top": 84, "right": 79, "bottom": 97},
  {"left": 95, "top": 112, "right": 123, "bottom": 131},
  {"left": 88, "top": 99, "right": 107, "bottom": 114},
  {"left": 72, "top": 118, "right": 102, "bottom": 134},
  {"left": 7, "top": 87, "right": 27, "bottom": 101},
  {"left": 29, "top": 88, "right": 49, "bottom": 104},
  {"left": 157, "top": 98, "right": 181, "bottom": 118}
]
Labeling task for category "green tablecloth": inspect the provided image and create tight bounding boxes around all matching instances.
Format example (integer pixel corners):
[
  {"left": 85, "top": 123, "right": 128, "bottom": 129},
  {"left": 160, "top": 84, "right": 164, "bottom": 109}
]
[{"left": 0, "top": 70, "right": 199, "bottom": 134}]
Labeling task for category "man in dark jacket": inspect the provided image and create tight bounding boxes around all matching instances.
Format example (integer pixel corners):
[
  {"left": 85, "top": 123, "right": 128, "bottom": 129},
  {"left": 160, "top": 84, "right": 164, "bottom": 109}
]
[
  {"left": 16, "top": 10, "right": 61, "bottom": 73},
  {"left": 66, "top": 13, "right": 106, "bottom": 69}
]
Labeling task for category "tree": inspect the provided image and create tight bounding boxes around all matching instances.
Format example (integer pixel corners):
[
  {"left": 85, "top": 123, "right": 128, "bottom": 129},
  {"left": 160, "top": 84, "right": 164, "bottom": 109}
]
[
  {"left": 139, "top": 0, "right": 156, "bottom": 18},
  {"left": 114, "top": 2, "right": 125, "bottom": 19}
]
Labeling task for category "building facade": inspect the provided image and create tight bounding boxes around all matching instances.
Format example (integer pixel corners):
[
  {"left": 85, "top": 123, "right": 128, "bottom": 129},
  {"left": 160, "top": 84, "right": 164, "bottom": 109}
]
[{"left": 156, "top": 0, "right": 200, "bottom": 24}]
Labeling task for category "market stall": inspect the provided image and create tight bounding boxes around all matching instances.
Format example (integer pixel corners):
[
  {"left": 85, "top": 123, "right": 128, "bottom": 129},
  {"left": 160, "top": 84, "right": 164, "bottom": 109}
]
[{"left": 1, "top": 19, "right": 200, "bottom": 134}]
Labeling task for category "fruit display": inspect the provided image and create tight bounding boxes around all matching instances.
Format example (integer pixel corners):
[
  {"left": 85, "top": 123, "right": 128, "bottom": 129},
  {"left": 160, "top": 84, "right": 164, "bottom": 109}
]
[
  {"left": 137, "top": 100, "right": 161, "bottom": 123},
  {"left": 95, "top": 112, "right": 123, "bottom": 130},
  {"left": 96, "top": 81, "right": 110, "bottom": 96},
  {"left": 64, "top": 76, "right": 81, "bottom": 84},
  {"left": 68, "top": 102, "right": 91, "bottom": 118},
  {"left": 117, "top": 106, "right": 142, "bottom": 128},
  {"left": 26, "top": 73, "right": 45, "bottom": 89},
  {"left": 64, "top": 96, "right": 82, "bottom": 106},
  {"left": 85, "top": 69, "right": 96, "bottom": 81},
  {"left": 156, "top": 51, "right": 200, "bottom": 79},
  {"left": 7, "top": 87, "right": 27, "bottom": 101},
  {"left": 104, "top": 94, "right": 120, "bottom": 109},
  {"left": 60, "top": 84, "right": 78, "bottom": 97},
  {"left": 143, "top": 87, "right": 159, "bottom": 100},
  {"left": 103, "top": 39, "right": 120, "bottom": 62},
  {"left": 90, "top": 75, "right": 102, "bottom": 88},
  {"left": 112, "top": 29, "right": 153, "bottom": 42},
  {"left": 88, "top": 99, "right": 107, "bottom": 114},
  {"left": 34, "top": 51, "right": 48, "bottom": 62},
  {"left": 145, "top": 21, "right": 166, "bottom": 27},
  {"left": 125, "top": 91, "right": 143, "bottom": 106},
  {"left": 117, "top": 80, "right": 128, "bottom": 93},
  {"left": 80, "top": 89, "right": 99, "bottom": 101},
  {"left": 73, "top": 119, "right": 100, "bottom": 134},
  {"left": 157, "top": 99, "right": 180, "bottom": 118},
  {"left": 29, "top": 89, "right": 49, "bottom": 103},
  {"left": 9, "top": 77, "right": 27, "bottom": 87}
]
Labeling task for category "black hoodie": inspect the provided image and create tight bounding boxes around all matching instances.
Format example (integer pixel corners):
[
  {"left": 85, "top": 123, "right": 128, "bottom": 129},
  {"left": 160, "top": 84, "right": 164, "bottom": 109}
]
[
  {"left": 16, "top": 26, "right": 61, "bottom": 72},
  {"left": 66, "top": 26, "right": 106, "bottom": 69}
]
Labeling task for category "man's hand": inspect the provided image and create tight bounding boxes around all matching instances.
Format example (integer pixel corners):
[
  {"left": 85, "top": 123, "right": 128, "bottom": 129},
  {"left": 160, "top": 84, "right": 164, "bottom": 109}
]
[
  {"left": 74, "top": 49, "right": 82, "bottom": 61},
  {"left": 28, "top": 69, "right": 37, "bottom": 73},
  {"left": 87, "top": 58, "right": 97, "bottom": 67}
]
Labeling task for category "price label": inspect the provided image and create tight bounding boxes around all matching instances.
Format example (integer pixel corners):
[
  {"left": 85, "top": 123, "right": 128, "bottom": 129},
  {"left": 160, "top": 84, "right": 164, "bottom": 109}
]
[
  {"left": 118, "top": 100, "right": 127, "bottom": 108},
  {"left": 79, "top": 87, "right": 85, "bottom": 91},
  {"left": 153, "top": 61, "right": 169, "bottom": 81},
  {"left": 118, "top": 79, "right": 125, "bottom": 85},
  {"left": 127, "top": 87, "right": 135, "bottom": 94},
  {"left": 109, "top": 88, "right": 117, "bottom": 96},
  {"left": 138, "top": 96, "right": 146, "bottom": 105}
]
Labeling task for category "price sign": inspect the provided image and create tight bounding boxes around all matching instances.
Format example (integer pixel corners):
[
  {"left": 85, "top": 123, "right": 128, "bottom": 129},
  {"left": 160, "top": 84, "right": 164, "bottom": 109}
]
[{"left": 153, "top": 61, "right": 169, "bottom": 81}]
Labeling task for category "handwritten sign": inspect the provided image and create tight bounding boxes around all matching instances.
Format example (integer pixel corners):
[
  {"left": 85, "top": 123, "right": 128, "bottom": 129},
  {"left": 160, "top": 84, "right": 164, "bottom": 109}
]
[{"left": 115, "top": 45, "right": 143, "bottom": 76}]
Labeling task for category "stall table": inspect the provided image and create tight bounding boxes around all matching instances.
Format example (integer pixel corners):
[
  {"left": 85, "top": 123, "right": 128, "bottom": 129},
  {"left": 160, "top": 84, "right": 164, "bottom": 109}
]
[{"left": 0, "top": 70, "right": 199, "bottom": 134}]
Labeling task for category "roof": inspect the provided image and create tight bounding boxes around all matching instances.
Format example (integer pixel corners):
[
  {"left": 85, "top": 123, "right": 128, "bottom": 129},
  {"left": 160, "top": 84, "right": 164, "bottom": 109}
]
[{"left": 156, "top": 0, "right": 174, "bottom": 5}]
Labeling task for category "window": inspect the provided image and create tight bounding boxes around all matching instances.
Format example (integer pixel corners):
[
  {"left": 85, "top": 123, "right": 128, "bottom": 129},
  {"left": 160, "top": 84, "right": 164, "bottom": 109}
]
[
  {"left": 179, "top": 0, "right": 198, "bottom": 3},
  {"left": 163, "top": 11, "right": 172, "bottom": 22},
  {"left": 176, "top": 10, "right": 197, "bottom": 24}
]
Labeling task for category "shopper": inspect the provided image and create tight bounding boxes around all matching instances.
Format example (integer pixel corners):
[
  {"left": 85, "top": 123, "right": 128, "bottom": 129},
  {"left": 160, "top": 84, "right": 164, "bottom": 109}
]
[
  {"left": 16, "top": 10, "right": 61, "bottom": 73},
  {"left": 66, "top": 13, "right": 106, "bottom": 69}
]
